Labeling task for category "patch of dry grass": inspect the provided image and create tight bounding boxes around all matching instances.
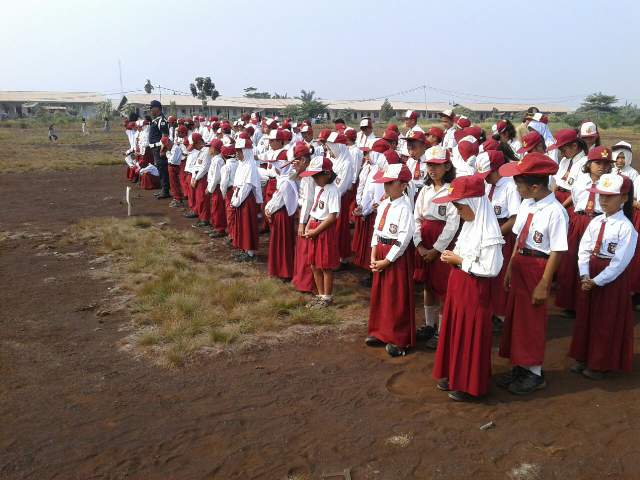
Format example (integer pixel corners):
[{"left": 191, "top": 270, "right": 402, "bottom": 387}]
[{"left": 67, "top": 217, "right": 337, "bottom": 367}]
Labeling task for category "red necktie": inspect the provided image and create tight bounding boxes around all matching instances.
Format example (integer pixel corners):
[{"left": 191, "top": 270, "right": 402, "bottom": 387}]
[
  {"left": 413, "top": 160, "right": 421, "bottom": 180},
  {"left": 377, "top": 203, "right": 391, "bottom": 230},
  {"left": 592, "top": 220, "right": 606, "bottom": 256},
  {"left": 517, "top": 212, "right": 534, "bottom": 250},
  {"left": 488, "top": 184, "right": 496, "bottom": 201},
  {"left": 561, "top": 155, "right": 574, "bottom": 181},
  {"left": 312, "top": 187, "right": 324, "bottom": 211},
  {"left": 585, "top": 182, "right": 596, "bottom": 214}
]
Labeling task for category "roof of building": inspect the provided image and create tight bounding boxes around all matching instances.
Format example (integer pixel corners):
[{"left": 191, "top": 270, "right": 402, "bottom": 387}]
[
  {"left": 0, "top": 91, "right": 105, "bottom": 104},
  {"left": 459, "top": 102, "right": 572, "bottom": 114}
]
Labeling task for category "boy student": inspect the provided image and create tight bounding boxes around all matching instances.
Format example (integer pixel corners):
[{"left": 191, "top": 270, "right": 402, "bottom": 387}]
[
  {"left": 497, "top": 153, "right": 569, "bottom": 395},
  {"left": 206, "top": 139, "right": 227, "bottom": 238}
]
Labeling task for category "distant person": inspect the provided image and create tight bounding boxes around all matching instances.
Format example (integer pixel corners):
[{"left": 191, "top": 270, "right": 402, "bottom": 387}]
[
  {"left": 48, "top": 124, "right": 58, "bottom": 142},
  {"left": 81, "top": 117, "right": 89, "bottom": 135}
]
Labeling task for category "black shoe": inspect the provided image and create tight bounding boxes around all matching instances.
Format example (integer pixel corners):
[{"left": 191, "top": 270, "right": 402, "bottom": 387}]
[
  {"left": 335, "top": 262, "right": 351, "bottom": 272},
  {"left": 448, "top": 391, "right": 477, "bottom": 402},
  {"left": 385, "top": 343, "right": 406, "bottom": 357},
  {"left": 183, "top": 211, "right": 198, "bottom": 219},
  {"left": 508, "top": 370, "right": 546, "bottom": 395},
  {"left": 492, "top": 316, "right": 503, "bottom": 333},
  {"left": 156, "top": 193, "right": 171, "bottom": 199},
  {"left": 359, "top": 275, "right": 372, "bottom": 288},
  {"left": 496, "top": 366, "right": 526, "bottom": 389},
  {"left": 365, "top": 336, "right": 385, "bottom": 347},
  {"left": 208, "top": 230, "right": 227, "bottom": 238},
  {"left": 436, "top": 379, "right": 450, "bottom": 391},
  {"left": 416, "top": 325, "right": 436, "bottom": 342},
  {"left": 425, "top": 333, "right": 439, "bottom": 350},
  {"left": 569, "top": 362, "right": 586, "bottom": 374}
]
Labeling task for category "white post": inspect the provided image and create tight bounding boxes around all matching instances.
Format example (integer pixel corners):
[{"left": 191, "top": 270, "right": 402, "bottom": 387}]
[{"left": 126, "top": 186, "right": 132, "bottom": 216}]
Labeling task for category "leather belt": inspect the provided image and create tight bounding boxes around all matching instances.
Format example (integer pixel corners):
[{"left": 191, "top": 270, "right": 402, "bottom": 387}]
[{"left": 518, "top": 248, "right": 550, "bottom": 259}]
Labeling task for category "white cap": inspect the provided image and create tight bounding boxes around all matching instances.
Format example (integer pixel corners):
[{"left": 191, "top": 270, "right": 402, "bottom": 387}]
[
  {"left": 424, "top": 145, "right": 449, "bottom": 163},
  {"left": 591, "top": 173, "right": 630, "bottom": 195},
  {"left": 235, "top": 138, "right": 251, "bottom": 149},
  {"left": 580, "top": 121, "right": 598, "bottom": 138},
  {"left": 359, "top": 117, "right": 372, "bottom": 128},
  {"left": 327, "top": 131, "right": 341, "bottom": 143},
  {"left": 440, "top": 109, "right": 454, "bottom": 118},
  {"left": 460, "top": 135, "right": 477, "bottom": 144},
  {"left": 475, "top": 152, "right": 491, "bottom": 174},
  {"left": 300, "top": 124, "right": 312, "bottom": 133},
  {"left": 531, "top": 112, "right": 544, "bottom": 122}
]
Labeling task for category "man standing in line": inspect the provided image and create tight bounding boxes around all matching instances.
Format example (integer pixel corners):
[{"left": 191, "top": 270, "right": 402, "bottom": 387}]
[{"left": 148, "top": 100, "right": 171, "bottom": 199}]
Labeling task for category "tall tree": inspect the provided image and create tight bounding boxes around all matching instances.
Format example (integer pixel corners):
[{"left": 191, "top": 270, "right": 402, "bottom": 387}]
[
  {"left": 579, "top": 92, "right": 618, "bottom": 113},
  {"left": 380, "top": 98, "right": 394, "bottom": 121},
  {"left": 190, "top": 76, "right": 220, "bottom": 110},
  {"left": 297, "top": 89, "right": 316, "bottom": 102},
  {"left": 243, "top": 86, "right": 271, "bottom": 99},
  {"left": 144, "top": 79, "right": 154, "bottom": 94}
]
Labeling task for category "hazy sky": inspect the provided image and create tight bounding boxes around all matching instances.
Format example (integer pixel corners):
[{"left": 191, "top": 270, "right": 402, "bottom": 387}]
[{"left": 3, "top": 0, "right": 639, "bottom": 107}]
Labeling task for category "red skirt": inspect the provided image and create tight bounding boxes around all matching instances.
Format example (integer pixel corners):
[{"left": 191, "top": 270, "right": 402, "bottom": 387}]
[
  {"left": 629, "top": 209, "right": 640, "bottom": 292},
  {"left": 490, "top": 231, "right": 516, "bottom": 317},
  {"left": 126, "top": 165, "right": 135, "bottom": 181},
  {"left": 194, "top": 176, "right": 210, "bottom": 221},
  {"left": 570, "top": 256, "right": 634, "bottom": 372},
  {"left": 264, "top": 178, "right": 278, "bottom": 206},
  {"left": 368, "top": 242, "right": 415, "bottom": 347},
  {"left": 226, "top": 189, "right": 235, "bottom": 242},
  {"left": 554, "top": 189, "right": 571, "bottom": 204},
  {"left": 555, "top": 213, "right": 591, "bottom": 310},
  {"left": 433, "top": 268, "right": 493, "bottom": 397},
  {"left": 499, "top": 253, "right": 548, "bottom": 366},
  {"left": 168, "top": 164, "right": 183, "bottom": 201},
  {"left": 179, "top": 163, "right": 189, "bottom": 199},
  {"left": 209, "top": 187, "right": 227, "bottom": 232},
  {"left": 232, "top": 192, "right": 259, "bottom": 252},
  {"left": 267, "top": 208, "right": 296, "bottom": 279},
  {"left": 292, "top": 232, "right": 315, "bottom": 293},
  {"left": 307, "top": 219, "right": 340, "bottom": 270},
  {"left": 413, "top": 219, "right": 452, "bottom": 300},
  {"left": 185, "top": 174, "right": 196, "bottom": 210},
  {"left": 336, "top": 189, "right": 354, "bottom": 259},
  {"left": 139, "top": 173, "right": 160, "bottom": 190},
  {"left": 351, "top": 213, "right": 374, "bottom": 269}
]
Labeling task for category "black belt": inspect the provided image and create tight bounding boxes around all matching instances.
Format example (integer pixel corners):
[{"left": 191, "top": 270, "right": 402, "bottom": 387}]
[
  {"left": 377, "top": 236, "right": 399, "bottom": 246},
  {"left": 556, "top": 187, "right": 570, "bottom": 193},
  {"left": 575, "top": 211, "right": 597, "bottom": 217},
  {"left": 518, "top": 248, "right": 549, "bottom": 259}
]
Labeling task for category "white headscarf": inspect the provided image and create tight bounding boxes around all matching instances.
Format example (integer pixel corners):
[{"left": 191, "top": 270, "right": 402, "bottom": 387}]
[
  {"left": 327, "top": 142, "right": 353, "bottom": 170},
  {"left": 613, "top": 141, "right": 633, "bottom": 168},
  {"left": 233, "top": 148, "right": 264, "bottom": 203},
  {"left": 455, "top": 195, "right": 504, "bottom": 261},
  {"left": 528, "top": 120, "right": 555, "bottom": 148}
]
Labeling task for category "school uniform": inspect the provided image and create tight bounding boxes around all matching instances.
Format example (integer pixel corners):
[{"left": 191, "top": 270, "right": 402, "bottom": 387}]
[
  {"left": 405, "top": 154, "right": 427, "bottom": 201},
  {"left": 330, "top": 144, "right": 355, "bottom": 260},
  {"left": 486, "top": 177, "right": 521, "bottom": 316},
  {"left": 291, "top": 175, "right": 316, "bottom": 292},
  {"left": 220, "top": 158, "right": 239, "bottom": 242},
  {"left": 442, "top": 126, "right": 457, "bottom": 150},
  {"left": 552, "top": 151, "right": 586, "bottom": 204},
  {"left": 183, "top": 148, "right": 200, "bottom": 212},
  {"left": 368, "top": 194, "right": 416, "bottom": 348},
  {"left": 231, "top": 152, "right": 263, "bottom": 252},
  {"left": 412, "top": 183, "right": 459, "bottom": 300},
  {"left": 192, "top": 149, "right": 212, "bottom": 222},
  {"left": 356, "top": 131, "right": 376, "bottom": 149},
  {"left": 570, "top": 210, "right": 637, "bottom": 372},
  {"left": 139, "top": 162, "right": 161, "bottom": 190},
  {"left": 167, "top": 137, "right": 187, "bottom": 201},
  {"left": 351, "top": 163, "right": 383, "bottom": 269},
  {"left": 307, "top": 183, "right": 341, "bottom": 270},
  {"left": 265, "top": 173, "right": 299, "bottom": 279},
  {"left": 499, "top": 193, "right": 569, "bottom": 368},
  {"left": 206, "top": 153, "right": 227, "bottom": 233}
]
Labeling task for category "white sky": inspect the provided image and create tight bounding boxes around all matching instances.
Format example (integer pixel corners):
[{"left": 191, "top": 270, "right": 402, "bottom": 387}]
[{"left": 2, "top": 0, "right": 639, "bottom": 107}]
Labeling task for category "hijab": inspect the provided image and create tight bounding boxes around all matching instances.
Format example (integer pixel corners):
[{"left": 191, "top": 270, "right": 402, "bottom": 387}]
[{"left": 455, "top": 194, "right": 504, "bottom": 261}]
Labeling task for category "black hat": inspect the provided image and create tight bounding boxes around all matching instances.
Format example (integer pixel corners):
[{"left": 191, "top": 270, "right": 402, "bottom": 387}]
[{"left": 149, "top": 100, "right": 162, "bottom": 109}]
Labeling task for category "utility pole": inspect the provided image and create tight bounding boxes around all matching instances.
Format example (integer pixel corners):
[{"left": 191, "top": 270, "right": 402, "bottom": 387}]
[
  {"left": 423, "top": 84, "right": 428, "bottom": 119},
  {"left": 118, "top": 59, "right": 123, "bottom": 93}
]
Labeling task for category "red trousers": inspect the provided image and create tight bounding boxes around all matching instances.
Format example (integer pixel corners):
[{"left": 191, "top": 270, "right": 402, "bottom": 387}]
[{"left": 168, "top": 164, "right": 183, "bottom": 201}]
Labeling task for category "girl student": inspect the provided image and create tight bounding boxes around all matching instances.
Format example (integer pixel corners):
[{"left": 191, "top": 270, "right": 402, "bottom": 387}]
[
  {"left": 205, "top": 139, "right": 227, "bottom": 238},
  {"left": 547, "top": 129, "right": 587, "bottom": 206},
  {"left": 366, "top": 162, "right": 416, "bottom": 358},
  {"left": 167, "top": 124, "right": 189, "bottom": 208},
  {"left": 612, "top": 141, "right": 638, "bottom": 181},
  {"left": 190, "top": 134, "right": 213, "bottom": 229},
  {"left": 230, "top": 137, "right": 263, "bottom": 262},
  {"left": 579, "top": 121, "right": 601, "bottom": 151},
  {"left": 300, "top": 156, "right": 341, "bottom": 308},
  {"left": 219, "top": 145, "right": 239, "bottom": 245},
  {"left": 497, "top": 153, "right": 568, "bottom": 395},
  {"left": 555, "top": 146, "right": 613, "bottom": 315},
  {"left": 413, "top": 145, "right": 459, "bottom": 348},
  {"left": 431, "top": 174, "right": 504, "bottom": 402},
  {"left": 570, "top": 174, "right": 637, "bottom": 379},
  {"left": 492, "top": 119, "right": 522, "bottom": 159},
  {"left": 475, "top": 150, "right": 521, "bottom": 326}
]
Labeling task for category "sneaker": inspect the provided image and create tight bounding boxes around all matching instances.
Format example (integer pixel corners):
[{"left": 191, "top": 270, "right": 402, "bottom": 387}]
[
  {"left": 448, "top": 391, "right": 476, "bottom": 402},
  {"left": 183, "top": 211, "right": 198, "bottom": 219},
  {"left": 496, "top": 366, "right": 526, "bottom": 389},
  {"left": 156, "top": 193, "right": 171, "bottom": 199},
  {"left": 582, "top": 368, "right": 605, "bottom": 380},
  {"left": 305, "top": 297, "right": 322, "bottom": 309},
  {"left": 310, "top": 297, "right": 333, "bottom": 309},
  {"left": 436, "top": 379, "right": 450, "bottom": 391},
  {"left": 508, "top": 370, "right": 547, "bottom": 395},
  {"left": 153, "top": 191, "right": 162, "bottom": 197},
  {"left": 208, "top": 230, "right": 227, "bottom": 238},
  {"left": 365, "top": 336, "right": 385, "bottom": 347},
  {"left": 169, "top": 199, "right": 184, "bottom": 208},
  {"left": 385, "top": 343, "right": 406, "bottom": 357},
  {"left": 193, "top": 221, "right": 210, "bottom": 229},
  {"left": 425, "top": 333, "right": 439, "bottom": 350},
  {"left": 416, "top": 325, "right": 436, "bottom": 342},
  {"left": 492, "top": 316, "right": 503, "bottom": 333},
  {"left": 569, "top": 361, "right": 586, "bottom": 374}
]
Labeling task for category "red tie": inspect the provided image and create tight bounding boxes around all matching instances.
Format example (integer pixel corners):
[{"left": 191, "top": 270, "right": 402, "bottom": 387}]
[
  {"left": 488, "top": 184, "right": 496, "bottom": 201},
  {"left": 585, "top": 182, "right": 596, "bottom": 214},
  {"left": 592, "top": 220, "right": 606, "bottom": 256},
  {"left": 517, "top": 212, "right": 534, "bottom": 250},
  {"left": 413, "top": 160, "right": 421, "bottom": 180},
  {"left": 378, "top": 203, "right": 391, "bottom": 230},
  {"left": 312, "top": 187, "right": 324, "bottom": 211},
  {"left": 561, "top": 156, "right": 574, "bottom": 181}
]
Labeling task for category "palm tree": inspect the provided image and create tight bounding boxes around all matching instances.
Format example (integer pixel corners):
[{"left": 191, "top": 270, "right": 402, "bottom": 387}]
[{"left": 297, "top": 89, "right": 316, "bottom": 102}]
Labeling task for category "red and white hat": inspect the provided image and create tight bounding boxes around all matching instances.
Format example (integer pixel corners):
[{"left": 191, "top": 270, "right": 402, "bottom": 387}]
[
  {"left": 344, "top": 127, "right": 357, "bottom": 142},
  {"left": 517, "top": 131, "right": 544, "bottom": 154},
  {"left": 424, "top": 145, "right": 450, "bottom": 164},
  {"left": 439, "top": 109, "right": 454, "bottom": 119},
  {"left": 235, "top": 137, "right": 253, "bottom": 149},
  {"left": 268, "top": 128, "right": 287, "bottom": 141},
  {"left": 587, "top": 145, "right": 612, "bottom": 162},
  {"left": 587, "top": 173, "right": 632, "bottom": 196},
  {"left": 359, "top": 117, "right": 373, "bottom": 128},
  {"left": 300, "top": 124, "right": 313, "bottom": 134},
  {"left": 475, "top": 151, "right": 505, "bottom": 178},
  {"left": 455, "top": 116, "right": 471, "bottom": 129},
  {"left": 432, "top": 174, "right": 485, "bottom": 204},
  {"left": 547, "top": 129, "right": 578, "bottom": 151},
  {"left": 403, "top": 110, "right": 419, "bottom": 120},
  {"left": 327, "top": 131, "right": 348, "bottom": 144},
  {"left": 427, "top": 126, "right": 444, "bottom": 141},
  {"left": 318, "top": 128, "right": 332, "bottom": 142},
  {"left": 382, "top": 129, "right": 399, "bottom": 143},
  {"left": 373, "top": 163, "right": 412, "bottom": 183},
  {"left": 499, "top": 152, "right": 558, "bottom": 177},
  {"left": 292, "top": 141, "right": 311, "bottom": 159},
  {"left": 580, "top": 121, "right": 598, "bottom": 139},
  {"left": 493, "top": 119, "right": 508, "bottom": 135},
  {"left": 403, "top": 129, "right": 427, "bottom": 144},
  {"left": 299, "top": 156, "right": 333, "bottom": 177},
  {"left": 370, "top": 138, "right": 391, "bottom": 153}
]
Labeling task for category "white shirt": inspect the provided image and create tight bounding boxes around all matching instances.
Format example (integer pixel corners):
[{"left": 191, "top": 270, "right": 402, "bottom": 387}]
[
  {"left": 513, "top": 193, "right": 569, "bottom": 254},
  {"left": 413, "top": 183, "right": 460, "bottom": 252},
  {"left": 348, "top": 145, "right": 363, "bottom": 184},
  {"left": 206, "top": 154, "right": 225, "bottom": 193},
  {"left": 231, "top": 159, "right": 263, "bottom": 207},
  {"left": 309, "top": 183, "right": 340, "bottom": 221},
  {"left": 406, "top": 154, "right": 427, "bottom": 190},
  {"left": 371, "top": 195, "right": 416, "bottom": 262},
  {"left": 578, "top": 210, "right": 638, "bottom": 286},
  {"left": 356, "top": 131, "right": 376, "bottom": 148},
  {"left": 184, "top": 148, "right": 203, "bottom": 175},
  {"left": 265, "top": 175, "right": 299, "bottom": 216},
  {"left": 613, "top": 165, "right": 639, "bottom": 181},
  {"left": 191, "top": 149, "right": 211, "bottom": 181},
  {"left": 486, "top": 177, "right": 521, "bottom": 220},
  {"left": 442, "top": 126, "right": 457, "bottom": 150},
  {"left": 453, "top": 239, "right": 503, "bottom": 278},
  {"left": 553, "top": 151, "right": 586, "bottom": 191},
  {"left": 508, "top": 139, "right": 522, "bottom": 159},
  {"left": 220, "top": 158, "right": 238, "bottom": 196},
  {"left": 332, "top": 154, "right": 355, "bottom": 197},
  {"left": 298, "top": 176, "right": 315, "bottom": 225},
  {"left": 571, "top": 172, "right": 603, "bottom": 213}
]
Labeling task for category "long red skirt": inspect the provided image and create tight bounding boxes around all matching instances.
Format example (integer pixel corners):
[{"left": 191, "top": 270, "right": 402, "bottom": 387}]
[
  {"left": 267, "top": 208, "right": 296, "bottom": 279},
  {"left": 194, "top": 176, "right": 210, "bottom": 221},
  {"left": 209, "top": 187, "right": 227, "bottom": 233},
  {"left": 126, "top": 165, "right": 135, "bottom": 181},
  {"left": 336, "top": 190, "right": 355, "bottom": 259},
  {"left": 292, "top": 232, "right": 315, "bottom": 293},
  {"left": 226, "top": 189, "right": 235, "bottom": 243},
  {"left": 261, "top": 178, "right": 278, "bottom": 231},
  {"left": 499, "top": 253, "right": 548, "bottom": 366},
  {"left": 413, "top": 219, "right": 452, "bottom": 301},
  {"left": 555, "top": 213, "right": 591, "bottom": 310},
  {"left": 351, "top": 214, "right": 374, "bottom": 269},
  {"left": 433, "top": 268, "right": 493, "bottom": 397},
  {"left": 490, "top": 231, "right": 516, "bottom": 317},
  {"left": 368, "top": 242, "right": 415, "bottom": 347},
  {"left": 139, "top": 173, "right": 160, "bottom": 190},
  {"left": 570, "top": 256, "right": 634, "bottom": 372},
  {"left": 179, "top": 163, "right": 189, "bottom": 200},
  {"left": 232, "top": 192, "right": 259, "bottom": 252},
  {"left": 185, "top": 175, "right": 196, "bottom": 211},
  {"left": 629, "top": 209, "right": 640, "bottom": 292},
  {"left": 168, "top": 164, "right": 183, "bottom": 201},
  {"left": 554, "top": 189, "right": 571, "bottom": 204},
  {"left": 307, "top": 219, "right": 340, "bottom": 270}
]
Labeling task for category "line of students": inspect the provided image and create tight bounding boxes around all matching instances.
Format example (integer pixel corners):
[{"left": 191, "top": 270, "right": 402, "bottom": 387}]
[{"left": 123, "top": 108, "right": 639, "bottom": 402}]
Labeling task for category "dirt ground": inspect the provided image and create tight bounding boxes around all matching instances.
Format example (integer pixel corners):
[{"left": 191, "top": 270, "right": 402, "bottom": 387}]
[{"left": 2, "top": 165, "right": 640, "bottom": 480}]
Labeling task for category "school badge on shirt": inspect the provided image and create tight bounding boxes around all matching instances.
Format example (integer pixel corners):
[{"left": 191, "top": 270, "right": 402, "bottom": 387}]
[
  {"left": 494, "top": 205, "right": 502, "bottom": 216},
  {"left": 336, "top": 177, "right": 341, "bottom": 185},
  {"left": 318, "top": 201, "right": 325, "bottom": 209},
  {"left": 438, "top": 205, "right": 447, "bottom": 216},
  {"left": 608, "top": 242, "right": 617, "bottom": 254},
  {"left": 533, "top": 231, "right": 543, "bottom": 243},
  {"left": 389, "top": 224, "right": 398, "bottom": 234}
]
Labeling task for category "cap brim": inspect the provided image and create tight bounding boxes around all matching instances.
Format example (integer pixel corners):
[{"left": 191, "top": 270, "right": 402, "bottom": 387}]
[
  {"left": 498, "top": 162, "right": 522, "bottom": 177},
  {"left": 516, "top": 145, "right": 532, "bottom": 154},
  {"left": 587, "top": 186, "right": 618, "bottom": 195},
  {"left": 299, "top": 169, "right": 321, "bottom": 177},
  {"left": 425, "top": 158, "right": 449, "bottom": 164},
  {"left": 432, "top": 193, "right": 459, "bottom": 204},
  {"left": 477, "top": 169, "right": 493, "bottom": 179}
]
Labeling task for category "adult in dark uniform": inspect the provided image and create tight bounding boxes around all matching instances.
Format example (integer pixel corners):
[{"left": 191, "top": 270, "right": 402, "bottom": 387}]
[{"left": 148, "top": 100, "right": 171, "bottom": 199}]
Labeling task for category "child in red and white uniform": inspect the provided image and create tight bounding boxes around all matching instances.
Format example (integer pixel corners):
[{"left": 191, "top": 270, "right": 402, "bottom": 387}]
[
  {"left": 291, "top": 143, "right": 316, "bottom": 293},
  {"left": 439, "top": 110, "right": 457, "bottom": 150},
  {"left": 219, "top": 145, "right": 239, "bottom": 244},
  {"left": 570, "top": 174, "right": 637, "bottom": 379},
  {"left": 498, "top": 153, "right": 568, "bottom": 395},
  {"left": 206, "top": 139, "right": 227, "bottom": 238},
  {"left": 366, "top": 163, "right": 416, "bottom": 357},
  {"left": 452, "top": 138, "right": 479, "bottom": 177},
  {"left": 190, "top": 134, "right": 212, "bottom": 229},
  {"left": 167, "top": 124, "right": 189, "bottom": 208},
  {"left": 432, "top": 174, "right": 504, "bottom": 401},
  {"left": 182, "top": 132, "right": 204, "bottom": 219},
  {"left": 403, "top": 130, "right": 429, "bottom": 203},
  {"left": 579, "top": 121, "right": 601, "bottom": 151},
  {"left": 124, "top": 121, "right": 137, "bottom": 181},
  {"left": 231, "top": 137, "right": 263, "bottom": 262},
  {"left": 300, "top": 156, "right": 341, "bottom": 308},
  {"left": 612, "top": 141, "right": 638, "bottom": 181},
  {"left": 475, "top": 150, "right": 521, "bottom": 324},
  {"left": 547, "top": 128, "right": 587, "bottom": 206},
  {"left": 413, "top": 146, "right": 459, "bottom": 349}
]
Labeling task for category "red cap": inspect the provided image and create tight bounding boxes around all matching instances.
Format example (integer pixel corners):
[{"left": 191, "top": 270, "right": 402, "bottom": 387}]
[
  {"left": 387, "top": 123, "right": 400, "bottom": 133},
  {"left": 198, "top": 115, "right": 205, "bottom": 122},
  {"left": 371, "top": 139, "right": 391, "bottom": 153},
  {"left": 373, "top": 163, "right": 412, "bottom": 183},
  {"left": 462, "top": 126, "right": 482, "bottom": 140},
  {"left": 327, "top": 131, "right": 348, "bottom": 144},
  {"left": 292, "top": 141, "right": 311, "bottom": 159},
  {"left": 495, "top": 120, "right": 507, "bottom": 133},
  {"left": 427, "top": 126, "right": 444, "bottom": 141},
  {"left": 383, "top": 149, "right": 401, "bottom": 165},
  {"left": 403, "top": 130, "right": 427, "bottom": 144},
  {"left": 517, "top": 131, "right": 544, "bottom": 154},
  {"left": 454, "top": 129, "right": 467, "bottom": 144},
  {"left": 482, "top": 139, "right": 500, "bottom": 151},
  {"left": 168, "top": 115, "right": 176, "bottom": 123},
  {"left": 499, "top": 152, "right": 559, "bottom": 177},
  {"left": 160, "top": 136, "right": 171, "bottom": 148},
  {"left": 210, "top": 116, "right": 219, "bottom": 122},
  {"left": 300, "top": 156, "right": 333, "bottom": 177},
  {"left": 244, "top": 125, "right": 255, "bottom": 136},
  {"left": 548, "top": 129, "right": 578, "bottom": 151},
  {"left": 191, "top": 132, "right": 203, "bottom": 144},
  {"left": 268, "top": 128, "right": 288, "bottom": 142},
  {"left": 383, "top": 129, "right": 399, "bottom": 143},
  {"left": 456, "top": 117, "right": 471, "bottom": 129},
  {"left": 318, "top": 128, "right": 332, "bottom": 142},
  {"left": 476, "top": 151, "right": 505, "bottom": 178},
  {"left": 221, "top": 145, "right": 235, "bottom": 157},
  {"left": 404, "top": 110, "right": 419, "bottom": 121},
  {"left": 344, "top": 128, "right": 357, "bottom": 142},
  {"left": 458, "top": 140, "right": 479, "bottom": 161},
  {"left": 209, "top": 138, "right": 223, "bottom": 152},
  {"left": 282, "top": 129, "right": 293, "bottom": 142},
  {"left": 177, "top": 118, "right": 185, "bottom": 125},
  {"left": 587, "top": 145, "right": 612, "bottom": 162},
  {"left": 432, "top": 174, "right": 486, "bottom": 204}
]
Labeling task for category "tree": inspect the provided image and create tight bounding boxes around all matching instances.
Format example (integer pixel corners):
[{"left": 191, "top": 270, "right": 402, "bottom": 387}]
[
  {"left": 144, "top": 79, "right": 154, "bottom": 94},
  {"left": 282, "top": 105, "right": 301, "bottom": 119},
  {"left": 190, "top": 76, "right": 220, "bottom": 110},
  {"left": 579, "top": 92, "right": 618, "bottom": 113},
  {"left": 297, "top": 89, "right": 316, "bottom": 102},
  {"left": 380, "top": 98, "right": 394, "bottom": 121},
  {"left": 243, "top": 86, "right": 271, "bottom": 99},
  {"left": 96, "top": 100, "right": 113, "bottom": 120},
  {"left": 298, "top": 99, "right": 328, "bottom": 120},
  {"left": 339, "top": 108, "right": 356, "bottom": 121},
  {"left": 168, "top": 100, "right": 177, "bottom": 117},
  {"left": 272, "top": 92, "right": 289, "bottom": 99}
]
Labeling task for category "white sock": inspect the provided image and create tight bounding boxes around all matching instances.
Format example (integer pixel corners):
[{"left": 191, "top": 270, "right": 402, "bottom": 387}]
[
  {"left": 496, "top": 315, "right": 505, "bottom": 322},
  {"left": 424, "top": 305, "right": 436, "bottom": 327},
  {"left": 524, "top": 365, "right": 542, "bottom": 376},
  {"left": 247, "top": 250, "right": 255, "bottom": 257},
  {"left": 321, "top": 294, "right": 333, "bottom": 301}
]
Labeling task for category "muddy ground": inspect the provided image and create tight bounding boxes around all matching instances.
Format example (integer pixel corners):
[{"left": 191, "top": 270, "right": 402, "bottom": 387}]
[{"left": 2, "top": 166, "right": 640, "bottom": 480}]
